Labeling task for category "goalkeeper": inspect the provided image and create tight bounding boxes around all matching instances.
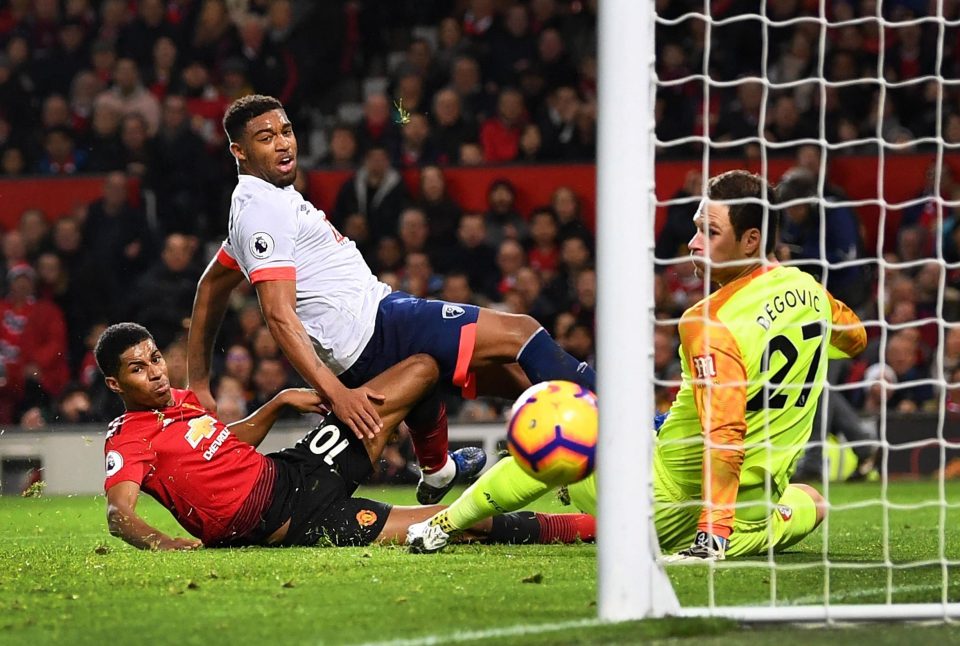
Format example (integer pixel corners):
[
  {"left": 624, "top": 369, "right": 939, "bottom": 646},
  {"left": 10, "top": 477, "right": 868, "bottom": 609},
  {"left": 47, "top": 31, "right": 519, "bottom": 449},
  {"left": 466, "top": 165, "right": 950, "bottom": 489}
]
[{"left": 407, "top": 170, "right": 867, "bottom": 560}]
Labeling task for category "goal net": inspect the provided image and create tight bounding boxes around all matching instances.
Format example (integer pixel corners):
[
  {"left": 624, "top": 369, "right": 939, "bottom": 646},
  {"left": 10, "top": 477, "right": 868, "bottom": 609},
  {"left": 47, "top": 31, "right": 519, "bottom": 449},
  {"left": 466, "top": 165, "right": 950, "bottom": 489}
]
[{"left": 597, "top": 0, "right": 960, "bottom": 622}]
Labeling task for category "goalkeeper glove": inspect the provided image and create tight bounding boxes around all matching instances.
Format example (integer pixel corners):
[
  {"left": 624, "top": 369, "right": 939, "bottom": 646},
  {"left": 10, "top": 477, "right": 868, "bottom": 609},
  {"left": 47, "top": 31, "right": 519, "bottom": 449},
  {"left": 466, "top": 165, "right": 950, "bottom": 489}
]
[
  {"left": 664, "top": 530, "right": 728, "bottom": 563},
  {"left": 654, "top": 411, "right": 669, "bottom": 434}
]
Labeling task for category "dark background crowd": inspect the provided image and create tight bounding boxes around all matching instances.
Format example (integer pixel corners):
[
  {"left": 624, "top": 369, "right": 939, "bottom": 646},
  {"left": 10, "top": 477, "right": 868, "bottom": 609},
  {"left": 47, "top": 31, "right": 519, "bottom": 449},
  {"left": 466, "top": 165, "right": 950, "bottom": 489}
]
[{"left": 1, "top": 0, "right": 958, "bottom": 470}]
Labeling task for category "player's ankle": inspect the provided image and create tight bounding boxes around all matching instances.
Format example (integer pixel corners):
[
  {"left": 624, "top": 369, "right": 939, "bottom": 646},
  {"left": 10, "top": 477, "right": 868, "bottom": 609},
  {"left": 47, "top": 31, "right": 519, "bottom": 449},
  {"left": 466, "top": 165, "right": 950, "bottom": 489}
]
[{"left": 421, "top": 456, "right": 454, "bottom": 487}]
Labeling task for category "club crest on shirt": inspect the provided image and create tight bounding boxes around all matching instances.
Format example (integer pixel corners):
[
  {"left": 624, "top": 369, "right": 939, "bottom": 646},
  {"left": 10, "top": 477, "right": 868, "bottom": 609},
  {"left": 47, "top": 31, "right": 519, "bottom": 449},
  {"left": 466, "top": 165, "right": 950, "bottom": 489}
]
[
  {"left": 776, "top": 504, "right": 793, "bottom": 521},
  {"left": 105, "top": 450, "right": 123, "bottom": 477},
  {"left": 692, "top": 354, "right": 717, "bottom": 380},
  {"left": 442, "top": 304, "right": 465, "bottom": 319},
  {"left": 250, "top": 232, "right": 275, "bottom": 259}
]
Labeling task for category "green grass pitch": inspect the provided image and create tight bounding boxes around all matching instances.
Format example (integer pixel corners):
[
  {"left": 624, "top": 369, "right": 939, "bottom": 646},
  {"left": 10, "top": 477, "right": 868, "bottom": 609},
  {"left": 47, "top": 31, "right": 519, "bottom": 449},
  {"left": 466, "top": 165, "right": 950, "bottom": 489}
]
[{"left": 1, "top": 480, "right": 958, "bottom": 645}]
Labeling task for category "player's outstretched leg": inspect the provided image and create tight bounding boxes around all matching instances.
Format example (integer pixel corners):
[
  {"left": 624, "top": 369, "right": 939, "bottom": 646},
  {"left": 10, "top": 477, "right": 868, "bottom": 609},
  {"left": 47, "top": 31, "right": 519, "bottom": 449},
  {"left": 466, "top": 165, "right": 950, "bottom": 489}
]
[
  {"left": 402, "top": 390, "right": 487, "bottom": 504},
  {"left": 472, "top": 310, "right": 596, "bottom": 393},
  {"left": 406, "top": 456, "right": 555, "bottom": 552}
]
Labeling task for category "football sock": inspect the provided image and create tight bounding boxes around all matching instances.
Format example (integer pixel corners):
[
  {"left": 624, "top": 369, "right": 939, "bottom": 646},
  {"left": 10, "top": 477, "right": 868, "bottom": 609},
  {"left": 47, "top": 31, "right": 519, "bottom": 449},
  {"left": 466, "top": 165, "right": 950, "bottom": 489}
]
[
  {"left": 534, "top": 512, "right": 596, "bottom": 543},
  {"left": 435, "top": 457, "right": 552, "bottom": 531},
  {"left": 485, "top": 512, "right": 596, "bottom": 545},
  {"left": 405, "top": 395, "right": 449, "bottom": 476},
  {"left": 516, "top": 328, "right": 596, "bottom": 392},
  {"left": 487, "top": 511, "right": 539, "bottom": 544}
]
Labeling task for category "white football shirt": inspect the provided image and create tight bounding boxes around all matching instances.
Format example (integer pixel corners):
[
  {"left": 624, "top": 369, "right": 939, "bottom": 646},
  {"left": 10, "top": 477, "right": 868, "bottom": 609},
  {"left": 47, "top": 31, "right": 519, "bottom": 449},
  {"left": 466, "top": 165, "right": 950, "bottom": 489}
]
[{"left": 218, "top": 174, "right": 391, "bottom": 374}]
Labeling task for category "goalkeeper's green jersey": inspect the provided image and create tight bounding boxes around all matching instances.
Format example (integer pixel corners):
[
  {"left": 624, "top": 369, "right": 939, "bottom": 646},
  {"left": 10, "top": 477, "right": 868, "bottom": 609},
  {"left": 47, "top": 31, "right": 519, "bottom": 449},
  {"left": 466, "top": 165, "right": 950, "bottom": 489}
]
[{"left": 656, "top": 263, "right": 866, "bottom": 537}]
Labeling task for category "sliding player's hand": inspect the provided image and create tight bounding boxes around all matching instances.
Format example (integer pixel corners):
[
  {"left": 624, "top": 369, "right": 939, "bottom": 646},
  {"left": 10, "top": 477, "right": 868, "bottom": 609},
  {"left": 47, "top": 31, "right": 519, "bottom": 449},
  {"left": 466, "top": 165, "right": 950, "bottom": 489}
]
[
  {"left": 664, "top": 531, "right": 727, "bottom": 563},
  {"left": 154, "top": 536, "right": 202, "bottom": 551},
  {"left": 330, "top": 386, "right": 385, "bottom": 440},
  {"left": 282, "top": 388, "right": 328, "bottom": 415}
]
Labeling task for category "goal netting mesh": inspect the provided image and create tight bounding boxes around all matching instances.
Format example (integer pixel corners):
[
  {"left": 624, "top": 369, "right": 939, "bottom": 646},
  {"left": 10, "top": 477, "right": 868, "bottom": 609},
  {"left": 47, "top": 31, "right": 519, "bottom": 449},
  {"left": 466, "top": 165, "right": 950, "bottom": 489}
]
[{"left": 645, "top": 0, "right": 960, "bottom": 621}]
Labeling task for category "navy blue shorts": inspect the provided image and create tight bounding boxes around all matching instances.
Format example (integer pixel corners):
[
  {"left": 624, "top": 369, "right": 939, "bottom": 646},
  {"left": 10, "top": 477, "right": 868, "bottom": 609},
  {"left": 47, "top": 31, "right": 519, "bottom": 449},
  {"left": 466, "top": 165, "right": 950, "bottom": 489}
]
[{"left": 339, "top": 292, "right": 481, "bottom": 393}]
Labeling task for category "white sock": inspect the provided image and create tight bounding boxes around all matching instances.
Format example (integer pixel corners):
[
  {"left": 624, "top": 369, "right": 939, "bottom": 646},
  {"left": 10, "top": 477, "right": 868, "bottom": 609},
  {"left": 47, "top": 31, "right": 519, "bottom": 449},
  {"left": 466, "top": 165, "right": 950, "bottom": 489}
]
[{"left": 421, "top": 455, "right": 454, "bottom": 487}]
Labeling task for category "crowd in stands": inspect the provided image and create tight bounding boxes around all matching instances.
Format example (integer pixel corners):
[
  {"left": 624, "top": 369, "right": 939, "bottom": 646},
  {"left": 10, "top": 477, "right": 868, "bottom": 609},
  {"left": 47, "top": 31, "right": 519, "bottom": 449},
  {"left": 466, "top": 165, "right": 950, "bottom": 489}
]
[{"left": 0, "top": 0, "right": 957, "bottom": 453}]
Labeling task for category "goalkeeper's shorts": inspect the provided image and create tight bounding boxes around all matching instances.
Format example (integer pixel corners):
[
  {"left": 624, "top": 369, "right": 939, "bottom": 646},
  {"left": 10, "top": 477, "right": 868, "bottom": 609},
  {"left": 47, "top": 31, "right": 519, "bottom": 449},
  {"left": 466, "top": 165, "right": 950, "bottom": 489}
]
[
  {"left": 564, "top": 457, "right": 819, "bottom": 558},
  {"left": 652, "top": 456, "right": 819, "bottom": 556}
]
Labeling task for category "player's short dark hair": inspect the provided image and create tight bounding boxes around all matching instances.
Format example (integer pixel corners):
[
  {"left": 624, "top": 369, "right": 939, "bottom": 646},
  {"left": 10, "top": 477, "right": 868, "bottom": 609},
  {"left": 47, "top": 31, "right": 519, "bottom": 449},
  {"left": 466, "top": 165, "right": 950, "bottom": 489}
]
[
  {"left": 94, "top": 322, "right": 154, "bottom": 378},
  {"left": 707, "top": 170, "right": 780, "bottom": 255},
  {"left": 222, "top": 94, "right": 284, "bottom": 143}
]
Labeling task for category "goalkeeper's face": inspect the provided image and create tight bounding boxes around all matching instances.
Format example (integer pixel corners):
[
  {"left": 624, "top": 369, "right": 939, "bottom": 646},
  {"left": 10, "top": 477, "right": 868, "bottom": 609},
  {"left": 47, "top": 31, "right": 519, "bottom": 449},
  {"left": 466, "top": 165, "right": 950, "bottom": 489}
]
[
  {"left": 232, "top": 108, "right": 298, "bottom": 188},
  {"left": 688, "top": 202, "right": 761, "bottom": 286}
]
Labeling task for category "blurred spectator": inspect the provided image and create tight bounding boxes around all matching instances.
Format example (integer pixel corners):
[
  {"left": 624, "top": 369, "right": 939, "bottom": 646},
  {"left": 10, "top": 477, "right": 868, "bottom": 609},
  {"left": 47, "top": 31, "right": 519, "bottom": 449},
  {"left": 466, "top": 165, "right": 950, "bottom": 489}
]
[
  {"left": 222, "top": 343, "right": 254, "bottom": 399},
  {"left": 480, "top": 87, "right": 527, "bottom": 162},
  {"left": 655, "top": 169, "right": 701, "bottom": 270},
  {"left": 151, "top": 94, "right": 208, "bottom": 235},
  {"left": 118, "top": 112, "right": 156, "bottom": 178},
  {"left": 334, "top": 145, "right": 409, "bottom": 243},
  {"left": 82, "top": 171, "right": 152, "bottom": 291},
  {"left": 69, "top": 71, "right": 103, "bottom": 135},
  {"left": 95, "top": 57, "right": 162, "bottom": 136},
  {"left": 545, "top": 233, "right": 593, "bottom": 312},
  {"left": 164, "top": 340, "right": 188, "bottom": 388},
  {"left": 397, "top": 207, "right": 431, "bottom": 257},
  {"left": 490, "top": 3, "right": 536, "bottom": 86},
  {"left": 37, "top": 126, "right": 87, "bottom": 175},
  {"left": 777, "top": 167, "right": 869, "bottom": 307},
  {"left": 251, "top": 325, "right": 281, "bottom": 361},
  {"left": 495, "top": 238, "right": 527, "bottom": 297},
  {"left": 527, "top": 207, "right": 560, "bottom": 278},
  {"left": 459, "top": 141, "right": 485, "bottom": 165},
  {"left": 535, "top": 27, "right": 578, "bottom": 89},
  {"left": 83, "top": 101, "right": 124, "bottom": 172},
  {"left": 117, "top": 0, "right": 176, "bottom": 70},
  {"left": 1, "top": 146, "right": 27, "bottom": 176},
  {"left": 356, "top": 93, "right": 400, "bottom": 156},
  {"left": 178, "top": 58, "right": 228, "bottom": 149},
  {"left": 857, "top": 362, "right": 898, "bottom": 415},
  {"left": 438, "top": 212, "right": 498, "bottom": 299},
  {"left": 250, "top": 357, "right": 291, "bottom": 412},
  {"left": 396, "top": 111, "right": 438, "bottom": 168},
  {"left": 654, "top": 326, "right": 681, "bottom": 411},
  {"left": 484, "top": 178, "right": 528, "bottom": 247},
  {"left": 144, "top": 36, "right": 179, "bottom": 101},
  {"left": 2, "top": 230, "right": 28, "bottom": 274},
  {"left": 401, "top": 251, "right": 442, "bottom": 297},
  {"left": 0, "top": 264, "right": 69, "bottom": 423},
  {"left": 450, "top": 55, "right": 494, "bottom": 123},
  {"left": 885, "top": 331, "right": 935, "bottom": 412},
  {"left": 417, "top": 165, "right": 462, "bottom": 249},
  {"left": 551, "top": 185, "right": 591, "bottom": 242},
  {"left": 518, "top": 122, "right": 544, "bottom": 162},
  {"left": 236, "top": 13, "right": 298, "bottom": 105},
  {"left": 320, "top": 124, "right": 358, "bottom": 169},
  {"left": 538, "top": 85, "right": 591, "bottom": 160},
  {"left": 127, "top": 233, "right": 199, "bottom": 349},
  {"left": 429, "top": 88, "right": 477, "bottom": 165},
  {"left": 18, "top": 209, "right": 51, "bottom": 261},
  {"left": 53, "top": 383, "right": 95, "bottom": 424},
  {"left": 190, "top": 0, "right": 241, "bottom": 72},
  {"left": 440, "top": 271, "right": 479, "bottom": 306}
]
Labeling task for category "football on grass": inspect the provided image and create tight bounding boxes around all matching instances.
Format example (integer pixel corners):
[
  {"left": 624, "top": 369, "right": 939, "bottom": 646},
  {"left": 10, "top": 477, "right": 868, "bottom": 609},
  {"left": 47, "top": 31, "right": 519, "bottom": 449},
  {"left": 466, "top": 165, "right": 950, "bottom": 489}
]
[{"left": 506, "top": 380, "right": 598, "bottom": 487}]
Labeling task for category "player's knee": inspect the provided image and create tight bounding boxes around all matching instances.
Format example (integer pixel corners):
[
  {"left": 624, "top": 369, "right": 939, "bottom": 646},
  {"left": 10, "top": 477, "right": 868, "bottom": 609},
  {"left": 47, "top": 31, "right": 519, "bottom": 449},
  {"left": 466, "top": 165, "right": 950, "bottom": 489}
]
[
  {"left": 477, "top": 310, "right": 542, "bottom": 356},
  {"left": 793, "top": 483, "right": 826, "bottom": 528},
  {"left": 402, "top": 354, "right": 440, "bottom": 388}
]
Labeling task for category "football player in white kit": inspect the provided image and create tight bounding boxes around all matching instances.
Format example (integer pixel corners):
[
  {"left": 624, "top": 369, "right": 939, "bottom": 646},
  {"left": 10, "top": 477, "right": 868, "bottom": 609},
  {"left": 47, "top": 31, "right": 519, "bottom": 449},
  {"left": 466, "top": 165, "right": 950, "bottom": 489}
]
[{"left": 187, "top": 95, "right": 596, "bottom": 504}]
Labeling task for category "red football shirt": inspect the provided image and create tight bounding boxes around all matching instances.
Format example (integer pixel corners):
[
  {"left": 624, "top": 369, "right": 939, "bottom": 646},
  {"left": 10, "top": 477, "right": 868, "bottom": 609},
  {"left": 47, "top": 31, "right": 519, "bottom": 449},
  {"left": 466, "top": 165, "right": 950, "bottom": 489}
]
[{"left": 103, "top": 389, "right": 272, "bottom": 545}]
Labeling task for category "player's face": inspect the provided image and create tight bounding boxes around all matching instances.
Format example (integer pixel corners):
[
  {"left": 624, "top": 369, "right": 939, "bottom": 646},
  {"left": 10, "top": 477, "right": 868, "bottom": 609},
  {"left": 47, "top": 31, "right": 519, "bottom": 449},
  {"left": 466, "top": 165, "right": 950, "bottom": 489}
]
[
  {"left": 107, "top": 339, "right": 174, "bottom": 411},
  {"left": 233, "top": 108, "right": 298, "bottom": 187},
  {"left": 688, "top": 201, "right": 760, "bottom": 285}
]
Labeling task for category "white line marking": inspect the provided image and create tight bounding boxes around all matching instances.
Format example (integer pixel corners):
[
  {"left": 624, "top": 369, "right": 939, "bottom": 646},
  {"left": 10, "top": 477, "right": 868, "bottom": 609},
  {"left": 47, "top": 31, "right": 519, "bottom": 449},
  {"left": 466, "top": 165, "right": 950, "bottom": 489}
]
[
  {"left": 788, "top": 582, "right": 957, "bottom": 606},
  {"left": 355, "top": 618, "right": 604, "bottom": 646}
]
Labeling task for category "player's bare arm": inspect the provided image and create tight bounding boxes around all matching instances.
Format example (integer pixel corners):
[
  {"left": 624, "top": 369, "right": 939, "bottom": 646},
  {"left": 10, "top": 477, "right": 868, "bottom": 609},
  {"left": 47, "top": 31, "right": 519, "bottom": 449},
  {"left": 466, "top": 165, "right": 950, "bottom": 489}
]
[
  {"left": 106, "top": 481, "right": 201, "bottom": 551},
  {"left": 187, "top": 256, "right": 245, "bottom": 411},
  {"left": 254, "top": 279, "right": 385, "bottom": 440},
  {"left": 227, "top": 388, "right": 325, "bottom": 447}
]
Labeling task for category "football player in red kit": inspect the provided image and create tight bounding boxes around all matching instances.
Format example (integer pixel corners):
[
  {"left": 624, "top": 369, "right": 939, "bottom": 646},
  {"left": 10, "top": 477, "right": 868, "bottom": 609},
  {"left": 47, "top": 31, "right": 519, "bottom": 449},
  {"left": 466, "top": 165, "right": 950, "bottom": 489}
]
[{"left": 98, "top": 323, "right": 593, "bottom": 550}]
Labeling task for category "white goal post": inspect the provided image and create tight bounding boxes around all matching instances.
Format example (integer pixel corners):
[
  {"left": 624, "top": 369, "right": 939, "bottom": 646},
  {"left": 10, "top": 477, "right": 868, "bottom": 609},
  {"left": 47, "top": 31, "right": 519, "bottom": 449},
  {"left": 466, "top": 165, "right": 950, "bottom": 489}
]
[{"left": 596, "top": 0, "right": 960, "bottom": 622}]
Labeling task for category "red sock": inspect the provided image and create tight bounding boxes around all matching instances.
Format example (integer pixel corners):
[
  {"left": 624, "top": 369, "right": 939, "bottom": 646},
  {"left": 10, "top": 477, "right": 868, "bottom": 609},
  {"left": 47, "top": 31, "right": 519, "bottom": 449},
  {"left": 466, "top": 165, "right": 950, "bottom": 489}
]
[
  {"left": 406, "top": 401, "right": 449, "bottom": 473},
  {"left": 534, "top": 513, "right": 596, "bottom": 544}
]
